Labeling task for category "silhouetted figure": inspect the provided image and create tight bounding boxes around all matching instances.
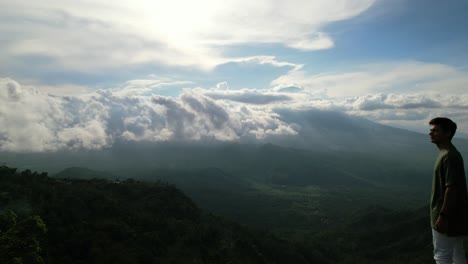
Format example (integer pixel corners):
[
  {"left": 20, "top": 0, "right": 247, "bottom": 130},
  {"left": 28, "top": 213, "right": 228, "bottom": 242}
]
[{"left": 429, "top": 117, "right": 468, "bottom": 264}]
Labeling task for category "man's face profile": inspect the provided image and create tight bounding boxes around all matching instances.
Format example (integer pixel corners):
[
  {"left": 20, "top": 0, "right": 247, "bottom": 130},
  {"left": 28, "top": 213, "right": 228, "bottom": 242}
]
[{"left": 429, "top": 124, "right": 451, "bottom": 145}]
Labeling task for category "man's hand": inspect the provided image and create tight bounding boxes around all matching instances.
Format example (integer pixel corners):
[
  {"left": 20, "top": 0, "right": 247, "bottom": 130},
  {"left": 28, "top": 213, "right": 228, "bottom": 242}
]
[{"left": 435, "top": 215, "right": 448, "bottom": 233}]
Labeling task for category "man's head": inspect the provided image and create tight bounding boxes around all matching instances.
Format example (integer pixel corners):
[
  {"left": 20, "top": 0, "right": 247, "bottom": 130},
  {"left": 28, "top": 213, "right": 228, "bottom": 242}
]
[{"left": 429, "top": 117, "right": 457, "bottom": 145}]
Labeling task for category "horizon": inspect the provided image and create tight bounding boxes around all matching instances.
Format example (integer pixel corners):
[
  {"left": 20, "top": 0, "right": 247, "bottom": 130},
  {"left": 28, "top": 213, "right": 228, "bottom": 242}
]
[{"left": 2, "top": 0, "right": 468, "bottom": 152}]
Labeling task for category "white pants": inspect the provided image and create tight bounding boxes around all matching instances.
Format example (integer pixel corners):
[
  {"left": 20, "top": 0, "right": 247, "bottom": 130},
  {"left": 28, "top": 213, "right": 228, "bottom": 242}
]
[{"left": 433, "top": 229, "right": 467, "bottom": 264}]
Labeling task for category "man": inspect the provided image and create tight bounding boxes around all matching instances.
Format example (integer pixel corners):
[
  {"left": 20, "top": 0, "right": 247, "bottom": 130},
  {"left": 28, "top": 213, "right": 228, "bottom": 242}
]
[{"left": 429, "top": 117, "right": 468, "bottom": 264}]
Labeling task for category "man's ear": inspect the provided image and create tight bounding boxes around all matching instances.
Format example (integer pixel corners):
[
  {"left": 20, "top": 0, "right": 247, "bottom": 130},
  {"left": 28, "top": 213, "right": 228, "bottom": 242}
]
[{"left": 445, "top": 130, "right": 454, "bottom": 139}]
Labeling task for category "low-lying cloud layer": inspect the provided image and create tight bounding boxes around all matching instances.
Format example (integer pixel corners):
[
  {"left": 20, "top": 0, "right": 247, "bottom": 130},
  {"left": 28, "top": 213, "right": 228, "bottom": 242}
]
[
  {"left": 0, "top": 78, "right": 299, "bottom": 152},
  {"left": 3, "top": 63, "right": 468, "bottom": 152}
]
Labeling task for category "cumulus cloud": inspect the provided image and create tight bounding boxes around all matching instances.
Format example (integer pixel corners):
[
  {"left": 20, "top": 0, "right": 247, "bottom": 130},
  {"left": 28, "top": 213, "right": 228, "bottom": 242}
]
[
  {"left": 271, "top": 84, "right": 304, "bottom": 93},
  {"left": 0, "top": 78, "right": 110, "bottom": 151},
  {"left": 215, "top": 82, "right": 229, "bottom": 90},
  {"left": 202, "top": 60, "right": 468, "bottom": 130},
  {"left": 265, "top": 60, "right": 468, "bottom": 132},
  {"left": 3, "top": 58, "right": 468, "bottom": 152},
  {"left": 351, "top": 94, "right": 391, "bottom": 110},
  {"left": 301, "top": 93, "right": 467, "bottom": 113},
  {"left": 0, "top": 78, "right": 298, "bottom": 152},
  {"left": 349, "top": 94, "right": 442, "bottom": 111},
  {"left": 201, "top": 89, "right": 293, "bottom": 105}
]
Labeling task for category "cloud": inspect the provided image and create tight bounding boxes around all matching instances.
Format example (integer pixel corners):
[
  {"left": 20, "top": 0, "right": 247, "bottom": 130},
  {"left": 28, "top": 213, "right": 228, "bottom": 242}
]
[
  {"left": 111, "top": 79, "right": 193, "bottom": 97},
  {"left": 298, "top": 93, "right": 468, "bottom": 114},
  {"left": 215, "top": 82, "right": 229, "bottom": 90},
  {"left": 0, "top": 0, "right": 375, "bottom": 75},
  {"left": 225, "top": 56, "right": 301, "bottom": 69},
  {"left": 200, "top": 89, "right": 293, "bottom": 105},
  {"left": 286, "top": 32, "right": 334, "bottom": 50},
  {"left": 350, "top": 109, "right": 430, "bottom": 121},
  {"left": 351, "top": 94, "right": 390, "bottom": 110},
  {"left": 0, "top": 78, "right": 298, "bottom": 152},
  {"left": 350, "top": 94, "right": 442, "bottom": 111},
  {"left": 149, "top": 91, "right": 298, "bottom": 141},
  {"left": 3, "top": 58, "right": 468, "bottom": 152},
  {"left": 272, "top": 61, "right": 464, "bottom": 97},
  {"left": 381, "top": 94, "right": 442, "bottom": 109},
  {"left": 267, "top": 61, "right": 468, "bottom": 131},
  {"left": 0, "top": 78, "right": 109, "bottom": 152},
  {"left": 34, "top": 84, "right": 93, "bottom": 96},
  {"left": 2, "top": 74, "right": 468, "bottom": 152},
  {"left": 57, "top": 120, "right": 109, "bottom": 149},
  {"left": 271, "top": 84, "right": 304, "bottom": 93}
]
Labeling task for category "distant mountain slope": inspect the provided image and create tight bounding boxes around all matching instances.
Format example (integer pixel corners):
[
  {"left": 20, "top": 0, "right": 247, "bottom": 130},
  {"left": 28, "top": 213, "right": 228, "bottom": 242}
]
[
  {"left": 53, "top": 166, "right": 117, "bottom": 180},
  {"left": 276, "top": 109, "right": 429, "bottom": 151},
  {"left": 0, "top": 166, "right": 310, "bottom": 264}
]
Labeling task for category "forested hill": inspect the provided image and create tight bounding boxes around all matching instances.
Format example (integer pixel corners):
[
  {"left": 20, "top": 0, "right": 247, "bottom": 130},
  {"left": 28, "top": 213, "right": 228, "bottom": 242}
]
[
  {"left": 0, "top": 166, "right": 309, "bottom": 264},
  {"left": 2, "top": 165, "right": 466, "bottom": 263}
]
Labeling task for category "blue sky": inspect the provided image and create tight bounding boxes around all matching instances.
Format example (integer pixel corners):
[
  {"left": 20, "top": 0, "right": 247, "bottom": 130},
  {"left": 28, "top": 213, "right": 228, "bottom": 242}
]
[{"left": 1, "top": 0, "right": 468, "bottom": 151}]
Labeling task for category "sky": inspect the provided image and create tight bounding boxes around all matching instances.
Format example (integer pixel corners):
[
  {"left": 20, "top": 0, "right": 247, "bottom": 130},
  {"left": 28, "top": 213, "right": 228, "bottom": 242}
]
[{"left": 1, "top": 0, "right": 468, "bottom": 152}]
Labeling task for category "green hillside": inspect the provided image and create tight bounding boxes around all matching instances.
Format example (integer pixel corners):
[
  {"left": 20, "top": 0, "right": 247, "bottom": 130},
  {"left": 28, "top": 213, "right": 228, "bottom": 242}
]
[
  {"left": 0, "top": 166, "right": 309, "bottom": 264},
  {"left": 49, "top": 165, "right": 468, "bottom": 263}
]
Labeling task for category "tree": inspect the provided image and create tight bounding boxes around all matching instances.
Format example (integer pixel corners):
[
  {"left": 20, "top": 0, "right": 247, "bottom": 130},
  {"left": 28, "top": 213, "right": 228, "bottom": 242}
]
[{"left": 0, "top": 210, "right": 47, "bottom": 264}]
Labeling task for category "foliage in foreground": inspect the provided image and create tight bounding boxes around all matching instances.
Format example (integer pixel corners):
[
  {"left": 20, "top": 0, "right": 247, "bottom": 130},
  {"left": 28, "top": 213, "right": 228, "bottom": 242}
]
[
  {"left": 0, "top": 166, "right": 309, "bottom": 264},
  {"left": 2, "top": 164, "right": 467, "bottom": 263}
]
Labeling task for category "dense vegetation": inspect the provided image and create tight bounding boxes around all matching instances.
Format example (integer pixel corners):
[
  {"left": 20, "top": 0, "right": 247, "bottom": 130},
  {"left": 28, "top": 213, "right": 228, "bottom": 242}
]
[
  {"left": 51, "top": 165, "right": 468, "bottom": 263},
  {"left": 3, "top": 164, "right": 466, "bottom": 263},
  {"left": 0, "top": 210, "right": 47, "bottom": 264},
  {"left": 0, "top": 166, "right": 309, "bottom": 264}
]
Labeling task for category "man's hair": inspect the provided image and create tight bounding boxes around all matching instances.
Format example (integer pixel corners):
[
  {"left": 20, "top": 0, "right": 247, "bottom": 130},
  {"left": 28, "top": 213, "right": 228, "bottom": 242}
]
[{"left": 429, "top": 117, "right": 457, "bottom": 139}]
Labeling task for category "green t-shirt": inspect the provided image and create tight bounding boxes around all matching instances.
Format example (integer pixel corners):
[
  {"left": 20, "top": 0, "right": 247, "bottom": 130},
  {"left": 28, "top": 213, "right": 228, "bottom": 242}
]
[{"left": 430, "top": 145, "right": 468, "bottom": 236}]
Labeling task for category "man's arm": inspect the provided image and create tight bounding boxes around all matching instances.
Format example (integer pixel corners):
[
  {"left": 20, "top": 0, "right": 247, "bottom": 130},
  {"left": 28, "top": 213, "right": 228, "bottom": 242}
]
[{"left": 435, "top": 186, "right": 457, "bottom": 233}]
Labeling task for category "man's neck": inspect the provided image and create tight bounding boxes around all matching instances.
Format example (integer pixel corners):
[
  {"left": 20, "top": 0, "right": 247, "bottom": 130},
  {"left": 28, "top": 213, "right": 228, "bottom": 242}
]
[{"left": 437, "top": 142, "right": 452, "bottom": 151}]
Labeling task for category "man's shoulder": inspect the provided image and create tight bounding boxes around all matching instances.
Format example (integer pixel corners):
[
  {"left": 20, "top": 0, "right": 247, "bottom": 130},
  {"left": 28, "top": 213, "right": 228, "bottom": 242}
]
[{"left": 447, "top": 146, "right": 464, "bottom": 160}]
